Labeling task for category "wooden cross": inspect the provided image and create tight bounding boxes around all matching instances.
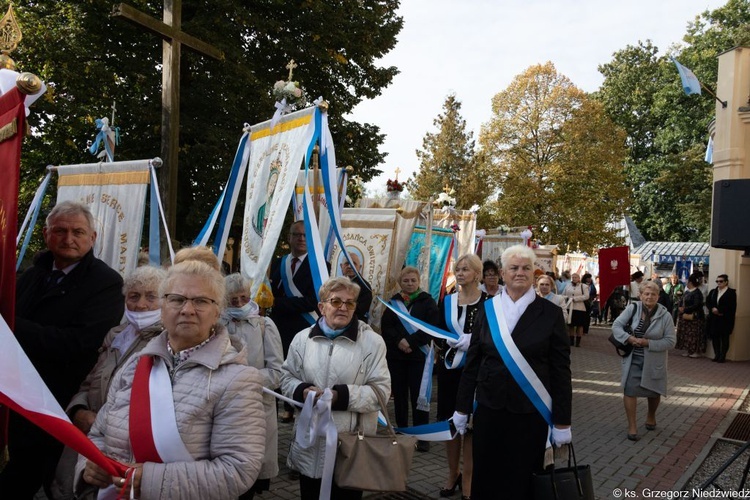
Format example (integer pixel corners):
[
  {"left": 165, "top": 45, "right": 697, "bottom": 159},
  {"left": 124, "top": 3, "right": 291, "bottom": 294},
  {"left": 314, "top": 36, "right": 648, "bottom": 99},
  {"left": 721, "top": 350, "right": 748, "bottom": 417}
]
[
  {"left": 394, "top": 166, "right": 401, "bottom": 180},
  {"left": 112, "top": 1, "right": 223, "bottom": 238},
  {"left": 286, "top": 59, "right": 297, "bottom": 81}
]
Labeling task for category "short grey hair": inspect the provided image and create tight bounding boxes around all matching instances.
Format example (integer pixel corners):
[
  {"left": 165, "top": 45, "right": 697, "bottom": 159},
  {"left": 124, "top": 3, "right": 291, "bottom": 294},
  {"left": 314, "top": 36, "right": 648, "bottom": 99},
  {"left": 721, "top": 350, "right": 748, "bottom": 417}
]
[
  {"left": 225, "top": 273, "right": 251, "bottom": 298},
  {"left": 501, "top": 244, "right": 536, "bottom": 267},
  {"left": 319, "top": 276, "right": 360, "bottom": 302},
  {"left": 160, "top": 260, "right": 226, "bottom": 311},
  {"left": 46, "top": 201, "right": 95, "bottom": 232},
  {"left": 639, "top": 280, "right": 660, "bottom": 296},
  {"left": 123, "top": 265, "right": 166, "bottom": 295}
]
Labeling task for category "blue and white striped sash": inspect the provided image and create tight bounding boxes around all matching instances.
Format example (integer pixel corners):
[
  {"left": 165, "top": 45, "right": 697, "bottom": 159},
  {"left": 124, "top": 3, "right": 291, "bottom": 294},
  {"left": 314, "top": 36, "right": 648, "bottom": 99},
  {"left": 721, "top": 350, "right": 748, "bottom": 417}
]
[{"left": 280, "top": 254, "right": 318, "bottom": 325}]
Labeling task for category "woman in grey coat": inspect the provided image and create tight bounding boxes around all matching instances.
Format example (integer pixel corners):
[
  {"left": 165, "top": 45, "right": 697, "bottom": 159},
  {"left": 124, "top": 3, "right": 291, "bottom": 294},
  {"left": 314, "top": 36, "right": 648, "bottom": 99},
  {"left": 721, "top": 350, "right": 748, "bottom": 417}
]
[{"left": 612, "top": 280, "right": 676, "bottom": 441}]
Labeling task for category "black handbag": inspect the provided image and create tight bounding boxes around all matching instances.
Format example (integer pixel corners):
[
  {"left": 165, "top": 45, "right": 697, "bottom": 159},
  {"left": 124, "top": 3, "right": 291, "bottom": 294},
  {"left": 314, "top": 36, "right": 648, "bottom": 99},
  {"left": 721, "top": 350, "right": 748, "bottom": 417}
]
[
  {"left": 608, "top": 305, "right": 638, "bottom": 357},
  {"left": 532, "top": 443, "right": 594, "bottom": 500}
]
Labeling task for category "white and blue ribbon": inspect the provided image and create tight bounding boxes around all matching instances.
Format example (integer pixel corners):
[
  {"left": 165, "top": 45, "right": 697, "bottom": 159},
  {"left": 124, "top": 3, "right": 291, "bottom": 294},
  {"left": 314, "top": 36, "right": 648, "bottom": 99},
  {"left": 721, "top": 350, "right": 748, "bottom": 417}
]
[
  {"left": 416, "top": 343, "right": 435, "bottom": 412},
  {"left": 295, "top": 389, "right": 337, "bottom": 500},
  {"left": 212, "top": 129, "right": 251, "bottom": 260},
  {"left": 376, "top": 297, "right": 458, "bottom": 344},
  {"left": 88, "top": 118, "right": 116, "bottom": 162},
  {"left": 193, "top": 190, "right": 225, "bottom": 247},
  {"left": 148, "top": 164, "right": 175, "bottom": 264},
  {"left": 280, "top": 254, "right": 319, "bottom": 325},
  {"left": 394, "top": 420, "right": 454, "bottom": 442},
  {"left": 16, "top": 171, "right": 52, "bottom": 270},
  {"left": 148, "top": 169, "right": 161, "bottom": 266},
  {"left": 484, "top": 295, "right": 553, "bottom": 429},
  {"left": 443, "top": 293, "right": 467, "bottom": 370}
]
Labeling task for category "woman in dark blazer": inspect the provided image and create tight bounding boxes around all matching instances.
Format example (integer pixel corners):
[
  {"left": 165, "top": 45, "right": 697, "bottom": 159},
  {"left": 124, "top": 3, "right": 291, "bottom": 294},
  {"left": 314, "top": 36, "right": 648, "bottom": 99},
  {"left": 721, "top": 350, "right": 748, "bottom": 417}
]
[
  {"left": 706, "top": 274, "right": 737, "bottom": 363},
  {"left": 454, "top": 245, "right": 572, "bottom": 500},
  {"left": 675, "top": 273, "right": 705, "bottom": 358},
  {"left": 381, "top": 266, "right": 438, "bottom": 451}
]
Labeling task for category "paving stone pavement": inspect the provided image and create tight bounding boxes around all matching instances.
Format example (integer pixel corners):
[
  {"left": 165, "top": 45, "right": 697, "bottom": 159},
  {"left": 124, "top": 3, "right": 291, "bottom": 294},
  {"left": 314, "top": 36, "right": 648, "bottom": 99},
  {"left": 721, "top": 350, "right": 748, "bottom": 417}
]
[
  {"left": 32, "top": 324, "right": 750, "bottom": 499},
  {"left": 265, "top": 324, "right": 750, "bottom": 500}
]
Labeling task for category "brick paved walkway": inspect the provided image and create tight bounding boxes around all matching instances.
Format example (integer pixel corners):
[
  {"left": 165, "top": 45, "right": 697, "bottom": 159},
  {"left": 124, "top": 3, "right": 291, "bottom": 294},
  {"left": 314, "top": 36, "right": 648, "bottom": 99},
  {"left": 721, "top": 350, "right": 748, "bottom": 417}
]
[
  {"left": 266, "top": 325, "right": 750, "bottom": 499},
  {"left": 33, "top": 325, "right": 750, "bottom": 500}
]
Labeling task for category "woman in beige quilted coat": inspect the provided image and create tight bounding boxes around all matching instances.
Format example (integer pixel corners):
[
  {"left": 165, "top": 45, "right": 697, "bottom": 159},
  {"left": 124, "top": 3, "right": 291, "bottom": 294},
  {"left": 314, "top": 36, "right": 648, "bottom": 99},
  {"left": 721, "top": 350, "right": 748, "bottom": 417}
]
[{"left": 76, "top": 260, "right": 266, "bottom": 499}]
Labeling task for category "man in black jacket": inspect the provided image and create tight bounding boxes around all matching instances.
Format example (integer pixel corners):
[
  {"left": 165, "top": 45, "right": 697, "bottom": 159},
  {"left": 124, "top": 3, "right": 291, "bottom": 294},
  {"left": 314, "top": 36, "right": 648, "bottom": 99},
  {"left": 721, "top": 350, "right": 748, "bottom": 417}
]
[
  {"left": 0, "top": 201, "right": 124, "bottom": 498},
  {"left": 269, "top": 220, "right": 320, "bottom": 422}
]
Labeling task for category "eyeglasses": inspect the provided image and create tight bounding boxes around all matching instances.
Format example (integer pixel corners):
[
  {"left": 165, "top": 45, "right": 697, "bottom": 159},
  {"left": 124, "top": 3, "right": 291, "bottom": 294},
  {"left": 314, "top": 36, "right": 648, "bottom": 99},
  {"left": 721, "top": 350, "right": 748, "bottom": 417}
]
[
  {"left": 290, "top": 232, "right": 306, "bottom": 239},
  {"left": 163, "top": 294, "right": 218, "bottom": 311},
  {"left": 324, "top": 298, "right": 357, "bottom": 311},
  {"left": 484, "top": 274, "right": 498, "bottom": 279}
]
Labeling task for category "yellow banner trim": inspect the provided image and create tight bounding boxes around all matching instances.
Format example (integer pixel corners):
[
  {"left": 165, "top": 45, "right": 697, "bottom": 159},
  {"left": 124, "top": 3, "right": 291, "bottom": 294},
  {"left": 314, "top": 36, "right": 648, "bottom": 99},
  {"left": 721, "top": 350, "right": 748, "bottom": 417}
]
[
  {"left": 57, "top": 171, "right": 150, "bottom": 186},
  {"left": 251, "top": 114, "right": 313, "bottom": 141}
]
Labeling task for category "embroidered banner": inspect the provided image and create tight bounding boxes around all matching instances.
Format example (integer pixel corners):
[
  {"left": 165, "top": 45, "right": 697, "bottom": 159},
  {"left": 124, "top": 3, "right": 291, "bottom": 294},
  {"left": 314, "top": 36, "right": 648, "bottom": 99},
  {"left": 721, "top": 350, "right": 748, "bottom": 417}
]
[
  {"left": 405, "top": 226, "right": 454, "bottom": 303},
  {"left": 329, "top": 208, "right": 398, "bottom": 332},
  {"left": 241, "top": 107, "right": 317, "bottom": 298},
  {"left": 55, "top": 160, "right": 151, "bottom": 277}
]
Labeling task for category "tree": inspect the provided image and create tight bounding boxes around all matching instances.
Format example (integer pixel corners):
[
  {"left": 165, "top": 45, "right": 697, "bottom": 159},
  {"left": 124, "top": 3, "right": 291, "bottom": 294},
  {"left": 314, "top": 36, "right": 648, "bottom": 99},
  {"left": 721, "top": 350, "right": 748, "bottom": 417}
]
[
  {"left": 407, "top": 94, "right": 497, "bottom": 216},
  {"left": 479, "top": 62, "right": 629, "bottom": 253},
  {"left": 596, "top": 0, "right": 750, "bottom": 241},
  {"left": 14, "top": 0, "right": 402, "bottom": 252}
]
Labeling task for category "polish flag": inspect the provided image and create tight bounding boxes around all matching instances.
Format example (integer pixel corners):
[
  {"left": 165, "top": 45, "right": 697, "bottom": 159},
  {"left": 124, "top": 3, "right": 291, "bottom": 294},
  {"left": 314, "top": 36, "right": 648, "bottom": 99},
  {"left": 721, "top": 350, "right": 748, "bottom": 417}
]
[{"left": 0, "top": 313, "right": 126, "bottom": 476}]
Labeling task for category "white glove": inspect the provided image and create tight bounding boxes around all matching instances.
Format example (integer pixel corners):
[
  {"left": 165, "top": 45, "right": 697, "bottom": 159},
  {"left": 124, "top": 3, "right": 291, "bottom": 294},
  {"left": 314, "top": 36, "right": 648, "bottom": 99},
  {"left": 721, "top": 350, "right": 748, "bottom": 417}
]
[
  {"left": 452, "top": 411, "right": 468, "bottom": 435},
  {"left": 453, "top": 333, "right": 472, "bottom": 352},
  {"left": 551, "top": 426, "right": 572, "bottom": 446}
]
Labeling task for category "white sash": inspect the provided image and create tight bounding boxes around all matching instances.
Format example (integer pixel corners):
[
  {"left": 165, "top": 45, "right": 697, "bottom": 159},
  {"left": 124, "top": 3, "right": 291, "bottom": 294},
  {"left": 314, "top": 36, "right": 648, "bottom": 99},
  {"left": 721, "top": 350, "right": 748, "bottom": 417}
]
[
  {"left": 149, "top": 358, "right": 193, "bottom": 462},
  {"left": 443, "top": 294, "right": 466, "bottom": 369},
  {"left": 295, "top": 389, "right": 338, "bottom": 500},
  {"left": 281, "top": 254, "right": 318, "bottom": 325}
]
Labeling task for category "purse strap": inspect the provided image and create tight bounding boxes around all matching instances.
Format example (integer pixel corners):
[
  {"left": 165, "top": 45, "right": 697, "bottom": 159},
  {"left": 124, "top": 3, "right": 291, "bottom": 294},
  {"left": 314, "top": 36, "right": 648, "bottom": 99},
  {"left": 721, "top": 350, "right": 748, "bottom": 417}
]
[
  {"left": 548, "top": 442, "right": 584, "bottom": 500},
  {"left": 357, "top": 385, "right": 398, "bottom": 440}
]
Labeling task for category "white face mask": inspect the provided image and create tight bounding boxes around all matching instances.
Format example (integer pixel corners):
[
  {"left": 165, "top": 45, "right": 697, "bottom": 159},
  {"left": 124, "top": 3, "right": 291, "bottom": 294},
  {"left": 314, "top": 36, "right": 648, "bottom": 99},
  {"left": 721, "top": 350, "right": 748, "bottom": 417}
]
[
  {"left": 225, "top": 300, "right": 259, "bottom": 320},
  {"left": 125, "top": 308, "right": 162, "bottom": 331}
]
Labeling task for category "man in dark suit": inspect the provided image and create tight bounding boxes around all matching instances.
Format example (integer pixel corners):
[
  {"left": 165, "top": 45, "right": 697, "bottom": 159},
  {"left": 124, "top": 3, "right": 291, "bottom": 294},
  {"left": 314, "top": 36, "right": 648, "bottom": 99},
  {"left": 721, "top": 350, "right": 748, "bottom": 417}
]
[
  {"left": 340, "top": 252, "right": 372, "bottom": 323},
  {"left": 0, "top": 201, "right": 124, "bottom": 498},
  {"left": 706, "top": 274, "right": 737, "bottom": 363},
  {"left": 269, "top": 220, "right": 319, "bottom": 422}
]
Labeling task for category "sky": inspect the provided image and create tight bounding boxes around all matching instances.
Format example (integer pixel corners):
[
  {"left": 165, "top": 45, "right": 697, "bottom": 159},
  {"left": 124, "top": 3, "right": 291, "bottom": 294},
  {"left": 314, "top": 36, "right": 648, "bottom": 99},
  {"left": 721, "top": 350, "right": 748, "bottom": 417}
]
[{"left": 347, "top": 0, "right": 728, "bottom": 196}]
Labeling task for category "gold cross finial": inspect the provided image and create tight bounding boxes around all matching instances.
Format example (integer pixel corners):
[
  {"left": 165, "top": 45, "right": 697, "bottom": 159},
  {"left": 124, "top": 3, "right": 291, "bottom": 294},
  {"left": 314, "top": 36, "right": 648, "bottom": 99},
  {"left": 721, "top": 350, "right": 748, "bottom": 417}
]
[
  {"left": 443, "top": 183, "right": 450, "bottom": 193},
  {"left": 286, "top": 59, "right": 298, "bottom": 81},
  {"left": 394, "top": 166, "right": 401, "bottom": 180},
  {"left": 0, "top": 4, "right": 22, "bottom": 70}
]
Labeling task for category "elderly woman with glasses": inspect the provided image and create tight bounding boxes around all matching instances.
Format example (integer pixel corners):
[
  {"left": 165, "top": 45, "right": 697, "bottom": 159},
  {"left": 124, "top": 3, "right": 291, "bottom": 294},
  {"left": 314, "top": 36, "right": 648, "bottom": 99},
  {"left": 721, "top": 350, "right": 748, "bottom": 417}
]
[
  {"left": 281, "top": 276, "right": 390, "bottom": 500},
  {"left": 52, "top": 265, "right": 166, "bottom": 500},
  {"left": 76, "top": 260, "right": 266, "bottom": 499}
]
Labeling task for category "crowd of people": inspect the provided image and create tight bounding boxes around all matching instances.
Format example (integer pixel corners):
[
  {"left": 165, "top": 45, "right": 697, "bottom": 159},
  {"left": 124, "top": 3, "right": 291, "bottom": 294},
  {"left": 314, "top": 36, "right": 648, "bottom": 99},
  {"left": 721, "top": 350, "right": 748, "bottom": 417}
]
[{"left": 1, "top": 200, "right": 738, "bottom": 500}]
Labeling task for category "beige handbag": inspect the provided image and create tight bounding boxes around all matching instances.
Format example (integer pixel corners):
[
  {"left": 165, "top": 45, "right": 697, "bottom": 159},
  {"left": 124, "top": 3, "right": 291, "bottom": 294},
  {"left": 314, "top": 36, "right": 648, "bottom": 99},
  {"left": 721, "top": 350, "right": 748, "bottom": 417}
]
[{"left": 333, "top": 386, "right": 417, "bottom": 491}]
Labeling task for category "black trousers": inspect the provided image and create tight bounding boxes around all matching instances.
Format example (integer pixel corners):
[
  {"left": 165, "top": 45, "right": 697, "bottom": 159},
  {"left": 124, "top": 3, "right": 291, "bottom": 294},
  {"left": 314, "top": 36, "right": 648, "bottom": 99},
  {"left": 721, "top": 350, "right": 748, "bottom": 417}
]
[
  {"left": 299, "top": 474, "right": 363, "bottom": 500},
  {"left": 712, "top": 332, "right": 731, "bottom": 361},
  {"left": 0, "top": 413, "right": 64, "bottom": 499},
  {"left": 387, "top": 358, "right": 429, "bottom": 428},
  {"left": 471, "top": 405, "right": 547, "bottom": 500}
]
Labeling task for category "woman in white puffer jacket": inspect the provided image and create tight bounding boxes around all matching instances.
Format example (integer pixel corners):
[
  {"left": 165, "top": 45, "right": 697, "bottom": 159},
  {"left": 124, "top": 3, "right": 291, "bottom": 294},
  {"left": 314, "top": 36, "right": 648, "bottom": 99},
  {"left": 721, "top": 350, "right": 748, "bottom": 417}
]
[{"left": 281, "top": 276, "right": 391, "bottom": 500}]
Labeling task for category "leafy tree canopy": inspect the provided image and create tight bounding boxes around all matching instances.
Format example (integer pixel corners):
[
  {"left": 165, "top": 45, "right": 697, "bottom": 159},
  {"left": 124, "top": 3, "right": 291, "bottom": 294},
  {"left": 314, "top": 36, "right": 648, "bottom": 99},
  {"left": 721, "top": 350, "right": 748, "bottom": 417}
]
[{"left": 14, "top": 0, "right": 402, "bottom": 250}]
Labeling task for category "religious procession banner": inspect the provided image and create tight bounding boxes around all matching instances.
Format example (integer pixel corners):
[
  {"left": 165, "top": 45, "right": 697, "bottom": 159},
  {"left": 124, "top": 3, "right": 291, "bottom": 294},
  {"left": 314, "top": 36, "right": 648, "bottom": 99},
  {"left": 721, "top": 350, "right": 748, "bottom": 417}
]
[
  {"left": 405, "top": 226, "right": 454, "bottom": 303},
  {"left": 329, "top": 208, "right": 398, "bottom": 332},
  {"left": 55, "top": 160, "right": 150, "bottom": 277},
  {"left": 241, "top": 107, "right": 320, "bottom": 297}
]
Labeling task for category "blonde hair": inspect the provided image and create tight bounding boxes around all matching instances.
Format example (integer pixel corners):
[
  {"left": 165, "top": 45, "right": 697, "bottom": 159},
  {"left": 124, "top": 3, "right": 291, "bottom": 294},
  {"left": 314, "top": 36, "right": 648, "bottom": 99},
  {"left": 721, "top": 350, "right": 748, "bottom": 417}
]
[
  {"left": 173, "top": 246, "right": 222, "bottom": 272},
  {"left": 160, "top": 260, "right": 226, "bottom": 311}
]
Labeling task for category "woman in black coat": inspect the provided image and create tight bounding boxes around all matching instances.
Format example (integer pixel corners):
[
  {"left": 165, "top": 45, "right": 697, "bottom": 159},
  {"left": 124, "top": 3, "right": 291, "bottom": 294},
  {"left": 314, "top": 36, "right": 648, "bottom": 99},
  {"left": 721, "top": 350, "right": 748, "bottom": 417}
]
[
  {"left": 675, "top": 273, "right": 706, "bottom": 358},
  {"left": 381, "top": 266, "right": 438, "bottom": 451},
  {"left": 706, "top": 274, "right": 737, "bottom": 363},
  {"left": 454, "top": 246, "right": 572, "bottom": 500}
]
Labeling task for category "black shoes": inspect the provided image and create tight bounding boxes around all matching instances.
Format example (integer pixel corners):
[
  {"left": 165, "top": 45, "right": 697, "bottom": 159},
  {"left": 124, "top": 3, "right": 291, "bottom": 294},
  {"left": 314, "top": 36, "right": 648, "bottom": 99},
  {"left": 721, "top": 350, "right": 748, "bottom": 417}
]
[
  {"left": 416, "top": 440, "right": 430, "bottom": 452},
  {"left": 440, "top": 473, "right": 462, "bottom": 497}
]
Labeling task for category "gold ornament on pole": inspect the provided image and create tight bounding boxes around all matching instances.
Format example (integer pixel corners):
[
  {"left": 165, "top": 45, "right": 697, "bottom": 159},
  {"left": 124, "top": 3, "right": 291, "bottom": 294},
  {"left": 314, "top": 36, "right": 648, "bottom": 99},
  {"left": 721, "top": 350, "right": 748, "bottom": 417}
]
[{"left": 0, "top": 4, "right": 22, "bottom": 70}]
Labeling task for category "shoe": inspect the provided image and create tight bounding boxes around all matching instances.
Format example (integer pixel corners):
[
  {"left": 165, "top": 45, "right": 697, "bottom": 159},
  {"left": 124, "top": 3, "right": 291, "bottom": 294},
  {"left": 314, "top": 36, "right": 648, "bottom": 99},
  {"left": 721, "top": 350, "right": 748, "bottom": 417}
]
[
  {"left": 645, "top": 423, "right": 656, "bottom": 431},
  {"left": 627, "top": 433, "right": 638, "bottom": 441},
  {"left": 440, "top": 473, "right": 462, "bottom": 497},
  {"left": 416, "top": 440, "right": 430, "bottom": 452},
  {"left": 289, "top": 469, "right": 300, "bottom": 480},
  {"left": 280, "top": 412, "right": 294, "bottom": 423},
  {"left": 689, "top": 353, "right": 700, "bottom": 358},
  {"left": 681, "top": 353, "right": 690, "bottom": 357}
]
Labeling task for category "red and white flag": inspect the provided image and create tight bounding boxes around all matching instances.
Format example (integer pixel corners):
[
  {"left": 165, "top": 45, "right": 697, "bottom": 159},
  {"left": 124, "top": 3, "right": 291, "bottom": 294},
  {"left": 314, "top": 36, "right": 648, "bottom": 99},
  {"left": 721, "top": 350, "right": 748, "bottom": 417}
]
[{"left": 0, "top": 313, "right": 126, "bottom": 477}]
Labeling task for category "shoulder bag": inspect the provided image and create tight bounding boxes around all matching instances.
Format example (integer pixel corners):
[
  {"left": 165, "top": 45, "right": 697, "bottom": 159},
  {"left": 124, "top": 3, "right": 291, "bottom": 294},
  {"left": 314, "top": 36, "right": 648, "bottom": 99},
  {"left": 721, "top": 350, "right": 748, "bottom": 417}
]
[
  {"left": 608, "top": 305, "right": 638, "bottom": 357},
  {"left": 333, "top": 385, "right": 417, "bottom": 492},
  {"left": 532, "top": 442, "right": 594, "bottom": 500}
]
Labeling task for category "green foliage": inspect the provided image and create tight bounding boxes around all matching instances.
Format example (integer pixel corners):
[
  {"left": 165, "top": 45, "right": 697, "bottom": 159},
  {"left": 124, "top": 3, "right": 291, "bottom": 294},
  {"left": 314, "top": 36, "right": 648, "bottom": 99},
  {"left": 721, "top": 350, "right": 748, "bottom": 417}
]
[
  {"left": 407, "top": 93, "right": 498, "bottom": 211},
  {"left": 596, "top": 0, "right": 750, "bottom": 242},
  {"left": 14, "top": 0, "right": 402, "bottom": 252},
  {"left": 479, "top": 62, "right": 630, "bottom": 253}
]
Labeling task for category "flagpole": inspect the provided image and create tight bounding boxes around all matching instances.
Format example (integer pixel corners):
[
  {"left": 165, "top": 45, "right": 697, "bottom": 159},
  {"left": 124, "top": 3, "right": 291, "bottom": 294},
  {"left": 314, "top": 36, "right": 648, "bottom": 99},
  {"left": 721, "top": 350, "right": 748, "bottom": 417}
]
[{"left": 701, "top": 82, "right": 727, "bottom": 108}]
